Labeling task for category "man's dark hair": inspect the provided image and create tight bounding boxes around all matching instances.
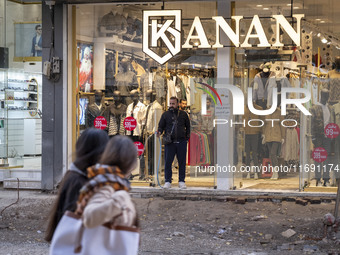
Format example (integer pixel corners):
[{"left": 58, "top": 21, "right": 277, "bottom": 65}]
[
  {"left": 35, "top": 25, "right": 42, "bottom": 30},
  {"left": 180, "top": 99, "right": 187, "bottom": 103},
  {"left": 170, "top": 97, "right": 178, "bottom": 103}
]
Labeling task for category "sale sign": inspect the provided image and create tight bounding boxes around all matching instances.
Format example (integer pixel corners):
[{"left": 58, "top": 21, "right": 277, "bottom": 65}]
[
  {"left": 312, "top": 147, "right": 328, "bottom": 163},
  {"left": 324, "top": 123, "right": 340, "bottom": 139},
  {"left": 124, "top": 117, "right": 137, "bottom": 131},
  {"left": 94, "top": 116, "right": 107, "bottom": 130},
  {"left": 134, "top": 141, "right": 144, "bottom": 156}
]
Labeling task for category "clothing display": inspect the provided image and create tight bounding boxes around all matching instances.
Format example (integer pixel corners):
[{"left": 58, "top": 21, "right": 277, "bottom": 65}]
[
  {"left": 282, "top": 128, "right": 299, "bottom": 161},
  {"left": 188, "top": 131, "right": 211, "bottom": 166},
  {"left": 85, "top": 103, "right": 108, "bottom": 129},
  {"left": 98, "top": 11, "right": 128, "bottom": 36},
  {"left": 114, "top": 71, "right": 138, "bottom": 97},
  {"left": 326, "top": 70, "right": 340, "bottom": 103},
  {"left": 107, "top": 102, "right": 127, "bottom": 136},
  {"left": 252, "top": 71, "right": 276, "bottom": 104},
  {"left": 125, "top": 101, "right": 146, "bottom": 137},
  {"left": 145, "top": 100, "right": 163, "bottom": 133}
]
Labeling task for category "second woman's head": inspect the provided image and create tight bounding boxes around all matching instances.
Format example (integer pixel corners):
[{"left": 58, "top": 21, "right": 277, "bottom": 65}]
[{"left": 100, "top": 135, "right": 137, "bottom": 177}]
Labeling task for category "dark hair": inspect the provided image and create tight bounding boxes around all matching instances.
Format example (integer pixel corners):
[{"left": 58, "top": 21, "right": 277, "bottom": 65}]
[
  {"left": 180, "top": 99, "right": 187, "bottom": 103},
  {"left": 35, "top": 24, "right": 41, "bottom": 30},
  {"left": 45, "top": 128, "right": 109, "bottom": 242},
  {"left": 73, "top": 128, "right": 109, "bottom": 172},
  {"left": 100, "top": 135, "right": 137, "bottom": 175},
  {"left": 170, "top": 97, "right": 179, "bottom": 103}
]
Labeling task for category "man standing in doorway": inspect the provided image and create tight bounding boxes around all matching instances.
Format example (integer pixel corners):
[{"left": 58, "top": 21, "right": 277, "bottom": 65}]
[
  {"left": 179, "top": 99, "right": 188, "bottom": 112},
  {"left": 157, "top": 97, "right": 190, "bottom": 189}
]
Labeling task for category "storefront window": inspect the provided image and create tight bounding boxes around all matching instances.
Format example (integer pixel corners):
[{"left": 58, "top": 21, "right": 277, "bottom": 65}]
[
  {"left": 75, "top": 2, "right": 217, "bottom": 187},
  {"left": 0, "top": 1, "right": 42, "bottom": 187}
]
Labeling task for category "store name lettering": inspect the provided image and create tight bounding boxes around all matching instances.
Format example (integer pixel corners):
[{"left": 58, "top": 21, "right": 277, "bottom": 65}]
[{"left": 143, "top": 10, "right": 304, "bottom": 64}]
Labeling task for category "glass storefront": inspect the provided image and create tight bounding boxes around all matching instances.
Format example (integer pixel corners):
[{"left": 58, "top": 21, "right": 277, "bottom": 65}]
[
  {"left": 0, "top": 1, "right": 42, "bottom": 186},
  {"left": 72, "top": 0, "right": 340, "bottom": 191}
]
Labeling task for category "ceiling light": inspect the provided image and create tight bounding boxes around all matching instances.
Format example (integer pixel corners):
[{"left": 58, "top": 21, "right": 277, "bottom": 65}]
[
  {"left": 287, "top": 4, "right": 291, "bottom": 6},
  {"left": 320, "top": 21, "right": 325, "bottom": 23},
  {"left": 194, "top": 42, "right": 199, "bottom": 46},
  {"left": 293, "top": 6, "right": 300, "bottom": 9},
  {"left": 256, "top": 5, "right": 263, "bottom": 7},
  {"left": 263, "top": 7, "right": 269, "bottom": 10},
  {"left": 315, "top": 18, "right": 321, "bottom": 21},
  {"left": 321, "top": 38, "right": 328, "bottom": 44},
  {"left": 317, "top": 33, "right": 321, "bottom": 37}
]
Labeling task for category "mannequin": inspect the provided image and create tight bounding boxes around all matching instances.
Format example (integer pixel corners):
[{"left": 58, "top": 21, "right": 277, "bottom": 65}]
[
  {"left": 114, "top": 58, "right": 138, "bottom": 105},
  {"left": 85, "top": 90, "right": 108, "bottom": 130},
  {"left": 140, "top": 59, "right": 155, "bottom": 103},
  {"left": 107, "top": 91, "right": 127, "bottom": 137},
  {"left": 326, "top": 56, "right": 340, "bottom": 103},
  {"left": 252, "top": 62, "right": 276, "bottom": 110},
  {"left": 98, "top": 8, "right": 127, "bottom": 37},
  {"left": 131, "top": 59, "right": 145, "bottom": 87},
  {"left": 311, "top": 89, "right": 334, "bottom": 186},
  {"left": 144, "top": 90, "right": 163, "bottom": 177},
  {"left": 244, "top": 103, "right": 263, "bottom": 179},
  {"left": 126, "top": 90, "right": 146, "bottom": 180},
  {"left": 262, "top": 95, "right": 286, "bottom": 180}
]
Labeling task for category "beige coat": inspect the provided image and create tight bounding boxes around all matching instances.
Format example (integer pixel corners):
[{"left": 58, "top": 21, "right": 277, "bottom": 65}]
[
  {"left": 244, "top": 104, "right": 263, "bottom": 135},
  {"left": 82, "top": 186, "right": 136, "bottom": 229},
  {"left": 263, "top": 108, "right": 286, "bottom": 143}
]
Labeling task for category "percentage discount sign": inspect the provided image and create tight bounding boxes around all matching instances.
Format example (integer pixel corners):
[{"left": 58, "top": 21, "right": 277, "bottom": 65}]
[
  {"left": 312, "top": 147, "right": 328, "bottom": 162},
  {"left": 94, "top": 116, "right": 107, "bottom": 130},
  {"left": 123, "top": 116, "right": 137, "bottom": 131},
  {"left": 134, "top": 141, "right": 144, "bottom": 156},
  {"left": 324, "top": 123, "right": 340, "bottom": 139}
]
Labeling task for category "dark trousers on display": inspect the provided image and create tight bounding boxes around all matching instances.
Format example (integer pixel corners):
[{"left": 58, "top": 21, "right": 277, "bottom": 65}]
[
  {"left": 315, "top": 137, "right": 333, "bottom": 182},
  {"left": 245, "top": 134, "right": 260, "bottom": 167},
  {"left": 164, "top": 140, "right": 187, "bottom": 183},
  {"left": 267, "top": 142, "right": 281, "bottom": 167}
]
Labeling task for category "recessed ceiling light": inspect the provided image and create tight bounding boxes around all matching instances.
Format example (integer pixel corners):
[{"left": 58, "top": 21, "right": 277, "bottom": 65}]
[
  {"left": 321, "top": 38, "right": 328, "bottom": 44},
  {"left": 320, "top": 20, "right": 326, "bottom": 23},
  {"left": 317, "top": 33, "right": 321, "bottom": 37},
  {"left": 263, "top": 7, "right": 269, "bottom": 10},
  {"left": 315, "top": 18, "right": 321, "bottom": 21},
  {"left": 256, "top": 5, "right": 263, "bottom": 7},
  {"left": 287, "top": 4, "right": 292, "bottom": 6},
  {"left": 293, "top": 6, "right": 300, "bottom": 9}
]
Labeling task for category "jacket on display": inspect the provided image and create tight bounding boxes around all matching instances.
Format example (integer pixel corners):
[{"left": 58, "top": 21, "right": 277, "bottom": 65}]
[
  {"left": 126, "top": 101, "right": 146, "bottom": 136},
  {"left": 108, "top": 103, "right": 127, "bottom": 136},
  {"left": 145, "top": 100, "right": 163, "bottom": 133},
  {"left": 263, "top": 108, "right": 286, "bottom": 143},
  {"left": 158, "top": 109, "right": 190, "bottom": 142},
  {"left": 86, "top": 103, "right": 108, "bottom": 129},
  {"left": 331, "top": 102, "right": 340, "bottom": 127},
  {"left": 266, "top": 76, "right": 291, "bottom": 108},
  {"left": 252, "top": 72, "right": 276, "bottom": 102},
  {"left": 281, "top": 128, "right": 299, "bottom": 161},
  {"left": 311, "top": 103, "right": 332, "bottom": 147}
]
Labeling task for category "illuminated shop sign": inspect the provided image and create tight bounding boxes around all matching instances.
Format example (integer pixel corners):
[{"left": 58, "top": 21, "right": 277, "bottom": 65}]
[{"left": 143, "top": 10, "right": 304, "bottom": 64}]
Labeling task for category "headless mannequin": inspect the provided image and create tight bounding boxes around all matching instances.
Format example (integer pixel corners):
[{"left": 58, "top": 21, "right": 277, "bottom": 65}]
[
  {"left": 114, "top": 58, "right": 138, "bottom": 105},
  {"left": 85, "top": 90, "right": 108, "bottom": 129},
  {"left": 311, "top": 89, "right": 333, "bottom": 186},
  {"left": 108, "top": 91, "right": 127, "bottom": 137},
  {"left": 253, "top": 63, "right": 272, "bottom": 110},
  {"left": 128, "top": 90, "right": 146, "bottom": 180},
  {"left": 140, "top": 59, "right": 156, "bottom": 104}
]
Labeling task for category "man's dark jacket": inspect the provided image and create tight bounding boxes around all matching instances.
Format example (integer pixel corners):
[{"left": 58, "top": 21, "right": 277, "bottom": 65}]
[{"left": 158, "top": 108, "right": 190, "bottom": 142}]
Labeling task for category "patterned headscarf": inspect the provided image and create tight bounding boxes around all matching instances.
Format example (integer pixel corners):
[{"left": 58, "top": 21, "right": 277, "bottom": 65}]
[{"left": 77, "top": 164, "right": 131, "bottom": 206}]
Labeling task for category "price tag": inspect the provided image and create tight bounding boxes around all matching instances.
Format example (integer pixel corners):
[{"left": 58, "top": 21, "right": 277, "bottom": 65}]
[
  {"left": 324, "top": 123, "right": 340, "bottom": 139},
  {"left": 312, "top": 147, "right": 328, "bottom": 162},
  {"left": 124, "top": 116, "right": 137, "bottom": 131},
  {"left": 94, "top": 116, "right": 107, "bottom": 130},
  {"left": 134, "top": 141, "right": 144, "bottom": 156}
]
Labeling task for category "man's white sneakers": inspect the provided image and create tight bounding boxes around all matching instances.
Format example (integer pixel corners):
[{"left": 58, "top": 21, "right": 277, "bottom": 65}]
[
  {"left": 163, "top": 182, "right": 171, "bottom": 189},
  {"left": 178, "top": 182, "right": 187, "bottom": 189}
]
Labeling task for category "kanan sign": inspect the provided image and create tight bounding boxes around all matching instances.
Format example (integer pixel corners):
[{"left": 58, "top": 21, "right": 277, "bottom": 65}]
[{"left": 143, "top": 10, "right": 304, "bottom": 64}]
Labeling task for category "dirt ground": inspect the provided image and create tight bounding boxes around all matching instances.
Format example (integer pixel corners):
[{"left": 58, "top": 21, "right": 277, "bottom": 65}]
[{"left": 0, "top": 188, "right": 340, "bottom": 255}]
